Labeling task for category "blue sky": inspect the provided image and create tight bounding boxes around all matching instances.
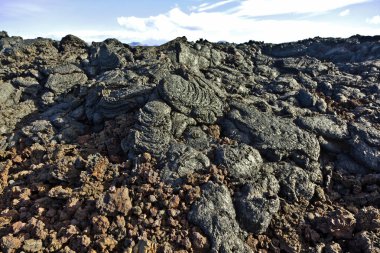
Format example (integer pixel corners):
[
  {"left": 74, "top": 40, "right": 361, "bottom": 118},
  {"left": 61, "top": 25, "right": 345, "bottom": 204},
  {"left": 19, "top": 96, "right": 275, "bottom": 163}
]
[{"left": 1, "top": 0, "right": 380, "bottom": 44}]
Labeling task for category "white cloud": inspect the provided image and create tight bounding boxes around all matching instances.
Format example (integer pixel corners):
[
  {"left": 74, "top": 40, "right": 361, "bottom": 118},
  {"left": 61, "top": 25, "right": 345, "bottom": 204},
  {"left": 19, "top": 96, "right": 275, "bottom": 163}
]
[
  {"left": 196, "top": 0, "right": 237, "bottom": 12},
  {"left": 113, "top": 0, "right": 379, "bottom": 44},
  {"left": 229, "top": 0, "right": 368, "bottom": 16},
  {"left": 43, "top": 0, "right": 379, "bottom": 44},
  {"left": 339, "top": 9, "right": 350, "bottom": 17},
  {"left": 366, "top": 15, "right": 380, "bottom": 24},
  {"left": 117, "top": 16, "right": 148, "bottom": 32}
]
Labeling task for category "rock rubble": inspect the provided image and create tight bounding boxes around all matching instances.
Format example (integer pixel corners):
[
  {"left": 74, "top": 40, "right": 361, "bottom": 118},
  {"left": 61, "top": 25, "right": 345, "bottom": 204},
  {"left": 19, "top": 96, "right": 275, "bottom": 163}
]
[{"left": 0, "top": 31, "right": 379, "bottom": 252}]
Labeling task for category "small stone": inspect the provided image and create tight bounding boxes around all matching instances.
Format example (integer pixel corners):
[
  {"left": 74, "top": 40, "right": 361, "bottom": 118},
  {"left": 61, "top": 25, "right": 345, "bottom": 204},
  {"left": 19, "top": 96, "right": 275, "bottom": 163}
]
[
  {"left": 132, "top": 240, "right": 157, "bottom": 253},
  {"left": 356, "top": 206, "right": 380, "bottom": 231},
  {"left": 148, "top": 194, "right": 157, "bottom": 202},
  {"left": 324, "top": 242, "right": 342, "bottom": 253},
  {"left": 22, "top": 239, "right": 43, "bottom": 253},
  {"left": 142, "top": 152, "right": 152, "bottom": 162},
  {"left": 12, "top": 155, "right": 22, "bottom": 163},
  {"left": 97, "top": 236, "right": 117, "bottom": 252},
  {"left": 150, "top": 208, "right": 158, "bottom": 217},
  {"left": 297, "top": 89, "right": 316, "bottom": 107},
  {"left": 208, "top": 125, "right": 221, "bottom": 139},
  {"left": 12, "top": 221, "right": 26, "bottom": 234},
  {"left": 132, "top": 206, "right": 143, "bottom": 216},
  {"left": 167, "top": 209, "right": 178, "bottom": 217},
  {"left": 180, "top": 237, "right": 192, "bottom": 250},
  {"left": 91, "top": 215, "right": 110, "bottom": 234},
  {"left": 191, "top": 231, "right": 209, "bottom": 250},
  {"left": 168, "top": 195, "right": 180, "bottom": 209},
  {"left": 168, "top": 217, "right": 179, "bottom": 227},
  {"left": 315, "top": 207, "right": 356, "bottom": 239},
  {"left": 1, "top": 235, "right": 22, "bottom": 252},
  {"left": 307, "top": 213, "right": 316, "bottom": 221},
  {"left": 48, "top": 185, "right": 73, "bottom": 199},
  {"left": 96, "top": 186, "right": 132, "bottom": 216}
]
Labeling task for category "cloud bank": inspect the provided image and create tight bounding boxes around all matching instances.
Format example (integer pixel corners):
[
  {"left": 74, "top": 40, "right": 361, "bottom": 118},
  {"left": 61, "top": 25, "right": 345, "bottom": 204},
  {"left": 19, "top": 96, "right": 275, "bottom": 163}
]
[
  {"left": 47, "top": 0, "right": 379, "bottom": 44},
  {"left": 367, "top": 15, "right": 380, "bottom": 25},
  {"left": 339, "top": 9, "right": 351, "bottom": 17}
]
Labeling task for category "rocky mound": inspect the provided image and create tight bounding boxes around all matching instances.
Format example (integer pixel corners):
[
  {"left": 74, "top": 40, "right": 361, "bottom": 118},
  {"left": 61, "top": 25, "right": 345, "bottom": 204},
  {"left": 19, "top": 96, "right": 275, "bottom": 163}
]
[{"left": 0, "top": 30, "right": 380, "bottom": 252}]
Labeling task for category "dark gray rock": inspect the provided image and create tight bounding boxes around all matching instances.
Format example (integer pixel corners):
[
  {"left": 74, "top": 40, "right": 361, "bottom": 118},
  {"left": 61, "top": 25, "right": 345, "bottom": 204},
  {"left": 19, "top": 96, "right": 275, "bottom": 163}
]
[
  {"left": 1, "top": 32, "right": 380, "bottom": 252},
  {"left": 12, "top": 76, "right": 41, "bottom": 96},
  {"left": 0, "top": 82, "right": 21, "bottom": 108},
  {"left": 295, "top": 115, "right": 349, "bottom": 140},
  {"left": 318, "top": 136, "right": 343, "bottom": 153},
  {"left": 159, "top": 74, "right": 224, "bottom": 124},
  {"left": 121, "top": 100, "right": 172, "bottom": 158},
  {"left": 350, "top": 136, "right": 380, "bottom": 172},
  {"left": 267, "top": 76, "right": 301, "bottom": 94},
  {"left": 224, "top": 102, "right": 320, "bottom": 164},
  {"left": 215, "top": 143, "right": 263, "bottom": 181},
  {"left": 95, "top": 69, "right": 128, "bottom": 86},
  {"left": 234, "top": 171, "right": 280, "bottom": 234},
  {"left": 355, "top": 206, "right": 380, "bottom": 231},
  {"left": 296, "top": 89, "right": 316, "bottom": 108},
  {"left": 177, "top": 42, "right": 213, "bottom": 69},
  {"left": 88, "top": 85, "right": 154, "bottom": 121},
  {"left": 44, "top": 64, "right": 83, "bottom": 75},
  {"left": 161, "top": 143, "right": 210, "bottom": 184},
  {"left": 349, "top": 123, "right": 380, "bottom": 172},
  {"left": 272, "top": 163, "right": 316, "bottom": 202},
  {"left": 262, "top": 35, "right": 380, "bottom": 63},
  {"left": 188, "top": 182, "right": 254, "bottom": 253},
  {"left": 59, "top": 34, "right": 87, "bottom": 52},
  {"left": 21, "top": 120, "right": 56, "bottom": 145},
  {"left": 0, "top": 31, "right": 8, "bottom": 39},
  {"left": 183, "top": 126, "right": 211, "bottom": 151},
  {"left": 349, "top": 231, "right": 380, "bottom": 253},
  {"left": 298, "top": 73, "right": 318, "bottom": 90},
  {"left": 59, "top": 34, "right": 88, "bottom": 63},
  {"left": 89, "top": 39, "right": 134, "bottom": 74},
  {"left": 350, "top": 123, "right": 380, "bottom": 147},
  {"left": 41, "top": 91, "right": 55, "bottom": 106},
  {"left": 45, "top": 64, "right": 88, "bottom": 94},
  {"left": 59, "top": 119, "right": 88, "bottom": 143},
  {"left": 170, "top": 112, "right": 196, "bottom": 138},
  {"left": 336, "top": 154, "right": 369, "bottom": 175},
  {"left": 0, "top": 100, "right": 37, "bottom": 135}
]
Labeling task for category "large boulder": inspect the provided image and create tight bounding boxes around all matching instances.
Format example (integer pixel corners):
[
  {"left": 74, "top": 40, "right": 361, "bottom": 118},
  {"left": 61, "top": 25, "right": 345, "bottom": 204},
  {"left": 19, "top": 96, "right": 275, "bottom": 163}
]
[
  {"left": 188, "top": 182, "right": 254, "bottom": 253},
  {"left": 234, "top": 171, "right": 280, "bottom": 234},
  {"left": 215, "top": 143, "right": 263, "bottom": 181},
  {"left": 159, "top": 75, "right": 224, "bottom": 124},
  {"left": 122, "top": 100, "right": 172, "bottom": 158},
  {"left": 223, "top": 101, "right": 320, "bottom": 165}
]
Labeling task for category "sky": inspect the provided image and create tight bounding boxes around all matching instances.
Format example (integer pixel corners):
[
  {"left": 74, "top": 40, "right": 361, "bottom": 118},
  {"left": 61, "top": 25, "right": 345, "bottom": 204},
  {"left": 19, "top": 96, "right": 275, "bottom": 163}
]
[{"left": 1, "top": 0, "right": 380, "bottom": 45}]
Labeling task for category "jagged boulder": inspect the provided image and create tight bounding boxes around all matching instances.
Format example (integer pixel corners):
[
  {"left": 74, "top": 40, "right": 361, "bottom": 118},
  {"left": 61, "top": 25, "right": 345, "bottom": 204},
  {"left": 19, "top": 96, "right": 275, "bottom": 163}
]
[
  {"left": 188, "top": 182, "right": 254, "bottom": 253},
  {"left": 223, "top": 101, "right": 320, "bottom": 164}
]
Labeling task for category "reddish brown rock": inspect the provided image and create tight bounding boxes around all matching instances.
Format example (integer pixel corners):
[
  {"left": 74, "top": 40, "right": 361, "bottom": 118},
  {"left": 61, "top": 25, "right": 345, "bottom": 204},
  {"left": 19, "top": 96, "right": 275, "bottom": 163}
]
[
  {"left": 91, "top": 215, "right": 110, "bottom": 234},
  {"left": 191, "top": 231, "right": 210, "bottom": 251},
  {"left": 96, "top": 186, "right": 132, "bottom": 216},
  {"left": 22, "top": 239, "right": 43, "bottom": 253},
  {"left": 315, "top": 207, "right": 356, "bottom": 239},
  {"left": 0, "top": 235, "right": 22, "bottom": 253}
]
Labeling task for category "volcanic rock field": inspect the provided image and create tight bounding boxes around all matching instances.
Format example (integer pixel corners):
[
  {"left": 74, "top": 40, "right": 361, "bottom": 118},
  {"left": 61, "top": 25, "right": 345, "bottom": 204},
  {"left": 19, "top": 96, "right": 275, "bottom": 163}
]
[{"left": 0, "top": 31, "right": 379, "bottom": 252}]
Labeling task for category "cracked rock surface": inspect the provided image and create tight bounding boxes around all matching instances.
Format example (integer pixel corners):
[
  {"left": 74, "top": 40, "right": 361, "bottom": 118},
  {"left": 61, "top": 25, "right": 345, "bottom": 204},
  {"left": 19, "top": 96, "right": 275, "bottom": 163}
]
[{"left": 0, "top": 32, "right": 380, "bottom": 252}]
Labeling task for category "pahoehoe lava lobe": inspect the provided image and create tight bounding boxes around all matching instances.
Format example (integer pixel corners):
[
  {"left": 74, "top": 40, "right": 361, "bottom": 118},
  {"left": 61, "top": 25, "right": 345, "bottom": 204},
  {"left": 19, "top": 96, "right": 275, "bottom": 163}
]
[
  {"left": 0, "top": 31, "right": 380, "bottom": 252},
  {"left": 158, "top": 74, "right": 225, "bottom": 124}
]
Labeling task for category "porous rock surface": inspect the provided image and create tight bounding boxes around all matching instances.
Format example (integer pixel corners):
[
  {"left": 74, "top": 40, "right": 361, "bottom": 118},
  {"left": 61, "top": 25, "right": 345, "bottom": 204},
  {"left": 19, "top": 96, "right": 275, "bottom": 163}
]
[{"left": 0, "top": 32, "right": 380, "bottom": 252}]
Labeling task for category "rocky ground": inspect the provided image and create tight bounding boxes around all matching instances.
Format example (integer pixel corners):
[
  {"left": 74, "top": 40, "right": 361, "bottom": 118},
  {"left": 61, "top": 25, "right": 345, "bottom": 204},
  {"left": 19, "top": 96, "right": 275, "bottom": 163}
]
[{"left": 0, "top": 30, "right": 379, "bottom": 252}]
